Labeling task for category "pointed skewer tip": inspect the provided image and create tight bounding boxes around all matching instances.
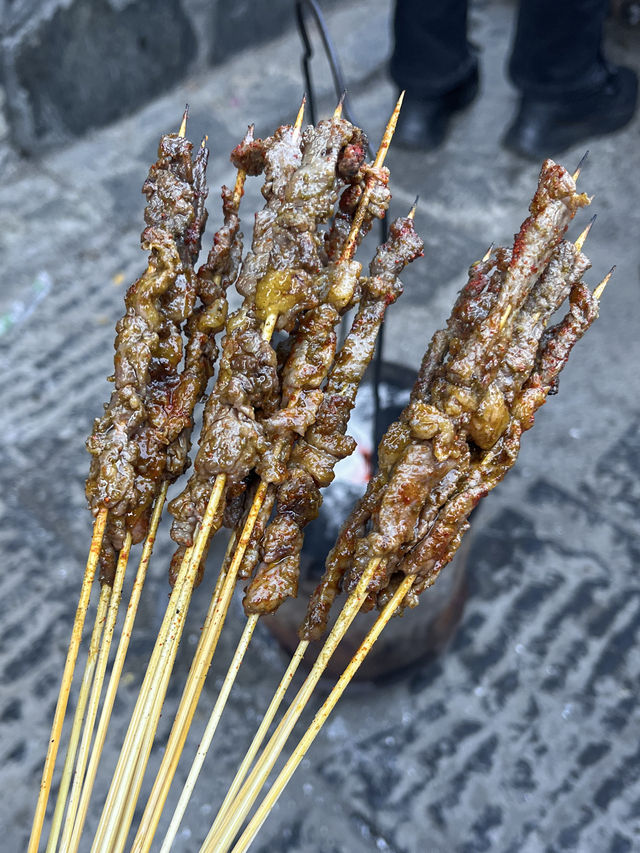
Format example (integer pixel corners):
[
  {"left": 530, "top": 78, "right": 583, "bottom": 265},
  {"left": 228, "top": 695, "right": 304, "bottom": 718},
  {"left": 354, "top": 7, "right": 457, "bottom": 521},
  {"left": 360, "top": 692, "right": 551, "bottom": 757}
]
[
  {"left": 482, "top": 243, "right": 495, "bottom": 263},
  {"left": 333, "top": 92, "right": 346, "bottom": 119},
  {"left": 408, "top": 195, "right": 419, "bottom": 219},
  {"left": 372, "top": 91, "right": 405, "bottom": 169},
  {"left": 293, "top": 96, "right": 306, "bottom": 132},
  {"left": 572, "top": 150, "right": 589, "bottom": 182},
  {"left": 574, "top": 213, "right": 597, "bottom": 252},
  {"left": 593, "top": 266, "right": 615, "bottom": 301},
  {"left": 178, "top": 104, "right": 189, "bottom": 138}
]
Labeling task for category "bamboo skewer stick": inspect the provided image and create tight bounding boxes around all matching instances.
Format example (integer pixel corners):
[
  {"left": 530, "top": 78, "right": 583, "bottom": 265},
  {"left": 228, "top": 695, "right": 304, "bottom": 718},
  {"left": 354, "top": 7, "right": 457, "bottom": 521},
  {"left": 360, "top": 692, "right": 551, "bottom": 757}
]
[
  {"left": 38, "top": 107, "right": 214, "bottom": 852},
  {"left": 203, "top": 556, "right": 383, "bottom": 853},
  {"left": 294, "top": 95, "right": 306, "bottom": 135},
  {"left": 112, "top": 752, "right": 146, "bottom": 853},
  {"left": 574, "top": 215, "right": 596, "bottom": 252},
  {"left": 45, "top": 582, "right": 111, "bottom": 853},
  {"left": 129, "top": 99, "right": 310, "bottom": 848},
  {"left": 130, "top": 320, "right": 279, "bottom": 853},
  {"left": 338, "top": 90, "right": 404, "bottom": 264},
  {"left": 178, "top": 104, "right": 189, "bottom": 138},
  {"left": 232, "top": 169, "right": 247, "bottom": 208},
  {"left": 146, "top": 92, "right": 405, "bottom": 848},
  {"left": 28, "top": 506, "right": 108, "bottom": 853},
  {"left": 92, "top": 101, "right": 265, "bottom": 848},
  {"left": 200, "top": 641, "right": 308, "bottom": 850},
  {"left": 196, "top": 95, "right": 406, "bottom": 851},
  {"left": 92, "top": 476, "right": 226, "bottom": 853},
  {"left": 572, "top": 150, "right": 588, "bottom": 182},
  {"left": 130, "top": 500, "right": 264, "bottom": 850},
  {"left": 55, "top": 533, "right": 132, "bottom": 851},
  {"left": 64, "top": 106, "right": 194, "bottom": 852},
  {"left": 593, "top": 267, "right": 614, "bottom": 301},
  {"left": 106, "top": 638, "right": 178, "bottom": 853},
  {"left": 118, "top": 533, "right": 229, "bottom": 853},
  {"left": 159, "top": 615, "right": 260, "bottom": 853},
  {"left": 233, "top": 575, "right": 415, "bottom": 853},
  {"left": 106, "top": 315, "right": 281, "bottom": 851},
  {"left": 225, "top": 237, "right": 614, "bottom": 853},
  {"left": 129, "top": 515, "right": 247, "bottom": 847},
  {"left": 91, "top": 540, "right": 196, "bottom": 852},
  {"left": 112, "top": 636, "right": 178, "bottom": 853},
  {"left": 66, "top": 485, "right": 168, "bottom": 853}
]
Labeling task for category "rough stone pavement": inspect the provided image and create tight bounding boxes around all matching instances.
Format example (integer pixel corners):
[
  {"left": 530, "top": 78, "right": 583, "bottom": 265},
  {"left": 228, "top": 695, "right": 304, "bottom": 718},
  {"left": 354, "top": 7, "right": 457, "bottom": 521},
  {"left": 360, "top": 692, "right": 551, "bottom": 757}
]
[{"left": 0, "top": 1, "right": 639, "bottom": 851}]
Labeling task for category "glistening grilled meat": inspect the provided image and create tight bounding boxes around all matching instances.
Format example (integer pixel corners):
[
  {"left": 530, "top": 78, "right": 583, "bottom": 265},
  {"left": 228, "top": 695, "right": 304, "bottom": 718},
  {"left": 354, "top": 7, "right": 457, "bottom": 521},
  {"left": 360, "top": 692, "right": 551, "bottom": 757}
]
[
  {"left": 243, "top": 214, "right": 423, "bottom": 615},
  {"left": 301, "top": 160, "right": 593, "bottom": 640},
  {"left": 394, "top": 277, "right": 599, "bottom": 607},
  {"left": 168, "top": 116, "right": 373, "bottom": 585},
  {"left": 86, "top": 132, "right": 209, "bottom": 583}
]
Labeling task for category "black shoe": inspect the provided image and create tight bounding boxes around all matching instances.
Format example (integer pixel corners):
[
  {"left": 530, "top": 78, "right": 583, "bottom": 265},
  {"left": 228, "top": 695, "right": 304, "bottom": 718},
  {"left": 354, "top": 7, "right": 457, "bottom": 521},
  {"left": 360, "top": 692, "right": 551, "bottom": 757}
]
[
  {"left": 503, "top": 64, "right": 638, "bottom": 160},
  {"left": 394, "top": 69, "right": 480, "bottom": 152}
]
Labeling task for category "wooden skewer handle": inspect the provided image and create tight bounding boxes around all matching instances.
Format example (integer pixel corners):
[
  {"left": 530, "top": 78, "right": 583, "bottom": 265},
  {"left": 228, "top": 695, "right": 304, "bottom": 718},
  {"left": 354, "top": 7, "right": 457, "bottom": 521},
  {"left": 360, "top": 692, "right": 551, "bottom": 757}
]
[
  {"left": 202, "top": 556, "right": 383, "bottom": 853},
  {"left": 66, "top": 486, "right": 166, "bottom": 853},
  {"left": 45, "top": 583, "right": 111, "bottom": 853},
  {"left": 159, "top": 615, "right": 260, "bottom": 853},
  {"left": 91, "top": 476, "right": 226, "bottom": 853},
  {"left": 28, "top": 507, "right": 107, "bottom": 853},
  {"left": 202, "top": 640, "right": 309, "bottom": 848},
  {"left": 57, "top": 534, "right": 132, "bottom": 852},
  {"left": 232, "top": 576, "right": 414, "bottom": 853}
]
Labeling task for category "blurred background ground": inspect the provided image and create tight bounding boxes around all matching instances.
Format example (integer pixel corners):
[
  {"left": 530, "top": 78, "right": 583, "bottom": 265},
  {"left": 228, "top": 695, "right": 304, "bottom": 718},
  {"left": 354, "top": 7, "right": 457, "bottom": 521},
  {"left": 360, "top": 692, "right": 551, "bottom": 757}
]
[{"left": 0, "top": 1, "right": 639, "bottom": 851}]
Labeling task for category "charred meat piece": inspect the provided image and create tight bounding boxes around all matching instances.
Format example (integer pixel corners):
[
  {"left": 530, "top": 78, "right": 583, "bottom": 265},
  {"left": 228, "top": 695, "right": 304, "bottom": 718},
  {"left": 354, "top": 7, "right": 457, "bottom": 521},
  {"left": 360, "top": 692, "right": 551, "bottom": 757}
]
[
  {"left": 168, "top": 310, "right": 279, "bottom": 556},
  {"left": 300, "top": 248, "right": 509, "bottom": 638},
  {"left": 324, "top": 164, "right": 391, "bottom": 262},
  {"left": 396, "top": 278, "right": 599, "bottom": 604},
  {"left": 171, "top": 117, "right": 369, "bottom": 587},
  {"left": 430, "top": 160, "right": 589, "bottom": 429},
  {"left": 244, "top": 215, "right": 423, "bottom": 616},
  {"left": 301, "top": 161, "right": 593, "bottom": 640},
  {"left": 251, "top": 117, "right": 364, "bottom": 332},
  {"left": 86, "top": 134, "right": 209, "bottom": 583},
  {"left": 234, "top": 124, "right": 305, "bottom": 302}
]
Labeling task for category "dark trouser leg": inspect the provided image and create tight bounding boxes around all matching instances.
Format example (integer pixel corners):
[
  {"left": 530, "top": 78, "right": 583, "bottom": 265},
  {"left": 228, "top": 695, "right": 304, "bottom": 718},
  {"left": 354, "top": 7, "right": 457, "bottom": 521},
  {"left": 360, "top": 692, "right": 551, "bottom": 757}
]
[
  {"left": 504, "top": 0, "right": 637, "bottom": 157},
  {"left": 508, "top": 0, "right": 610, "bottom": 100},
  {"left": 390, "top": 0, "right": 477, "bottom": 99}
]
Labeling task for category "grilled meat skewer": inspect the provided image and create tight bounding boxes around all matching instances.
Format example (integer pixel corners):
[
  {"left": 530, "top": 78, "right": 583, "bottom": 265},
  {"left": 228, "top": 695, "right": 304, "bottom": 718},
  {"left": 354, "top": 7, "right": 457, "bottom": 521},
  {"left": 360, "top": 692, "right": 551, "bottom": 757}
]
[
  {"left": 243, "top": 213, "right": 424, "bottom": 614},
  {"left": 85, "top": 132, "right": 209, "bottom": 583},
  {"left": 301, "top": 159, "right": 590, "bottom": 639},
  {"left": 168, "top": 116, "right": 366, "bottom": 582}
]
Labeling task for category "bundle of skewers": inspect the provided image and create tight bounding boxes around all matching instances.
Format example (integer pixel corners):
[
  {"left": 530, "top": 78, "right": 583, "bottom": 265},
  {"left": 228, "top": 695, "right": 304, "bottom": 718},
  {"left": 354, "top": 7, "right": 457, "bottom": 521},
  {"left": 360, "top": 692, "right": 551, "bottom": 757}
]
[{"left": 27, "top": 95, "right": 612, "bottom": 853}]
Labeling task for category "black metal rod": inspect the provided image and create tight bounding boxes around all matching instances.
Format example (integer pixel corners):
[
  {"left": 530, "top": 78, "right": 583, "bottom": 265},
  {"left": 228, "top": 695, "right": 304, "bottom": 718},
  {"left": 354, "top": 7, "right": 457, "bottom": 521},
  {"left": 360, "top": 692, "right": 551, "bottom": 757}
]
[
  {"left": 372, "top": 214, "right": 389, "bottom": 449},
  {"left": 294, "top": 0, "right": 355, "bottom": 125},
  {"left": 294, "top": 0, "right": 390, "bottom": 453}
]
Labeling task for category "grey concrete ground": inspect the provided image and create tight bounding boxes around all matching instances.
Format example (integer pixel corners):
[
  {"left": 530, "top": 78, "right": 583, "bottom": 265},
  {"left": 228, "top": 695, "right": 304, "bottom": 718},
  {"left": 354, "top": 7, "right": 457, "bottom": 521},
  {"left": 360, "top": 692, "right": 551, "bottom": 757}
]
[{"left": 1, "top": 1, "right": 640, "bottom": 851}]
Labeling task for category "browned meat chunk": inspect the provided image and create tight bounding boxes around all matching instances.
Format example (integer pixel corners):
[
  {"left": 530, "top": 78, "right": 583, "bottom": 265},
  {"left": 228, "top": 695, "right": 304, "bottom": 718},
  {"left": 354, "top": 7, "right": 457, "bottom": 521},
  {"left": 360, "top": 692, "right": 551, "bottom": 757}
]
[{"left": 300, "top": 161, "right": 594, "bottom": 638}]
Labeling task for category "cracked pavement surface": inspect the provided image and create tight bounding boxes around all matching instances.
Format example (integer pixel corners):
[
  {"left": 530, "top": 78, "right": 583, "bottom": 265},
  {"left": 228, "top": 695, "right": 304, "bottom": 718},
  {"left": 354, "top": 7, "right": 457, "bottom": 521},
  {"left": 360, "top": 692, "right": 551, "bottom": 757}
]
[{"left": 1, "top": 2, "right": 639, "bottom": 851}]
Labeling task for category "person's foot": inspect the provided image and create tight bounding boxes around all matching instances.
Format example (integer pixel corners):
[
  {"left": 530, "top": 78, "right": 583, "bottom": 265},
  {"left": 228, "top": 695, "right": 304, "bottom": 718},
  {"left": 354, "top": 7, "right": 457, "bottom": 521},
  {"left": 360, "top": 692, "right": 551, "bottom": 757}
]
[
  {"left": 394, "top": 69, "right": 480, "bottom": 152},
  {"left": 503, "top": 64, "right": 638, "bottom": 160}
]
